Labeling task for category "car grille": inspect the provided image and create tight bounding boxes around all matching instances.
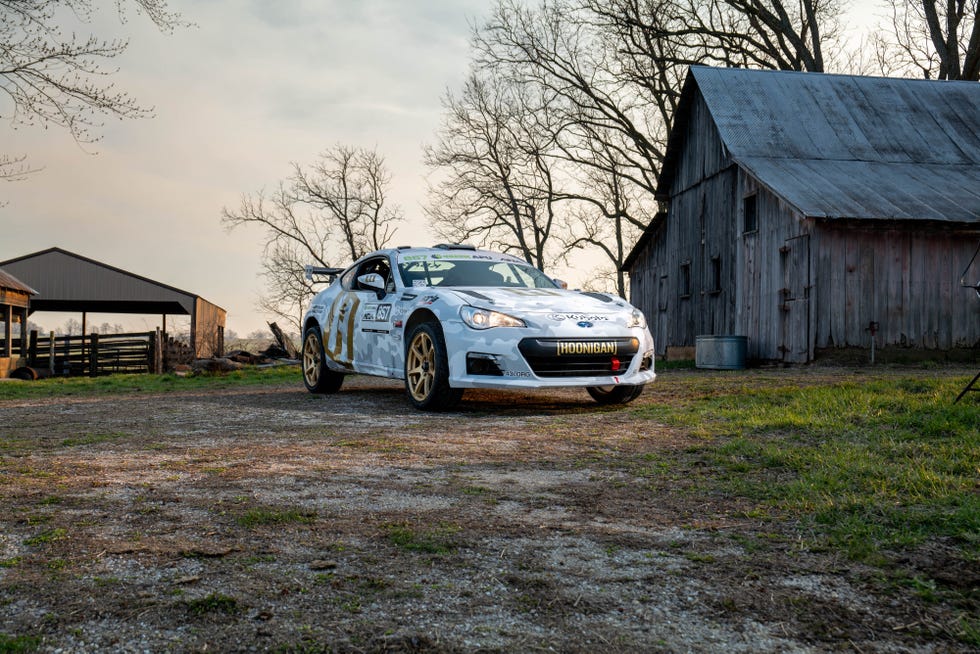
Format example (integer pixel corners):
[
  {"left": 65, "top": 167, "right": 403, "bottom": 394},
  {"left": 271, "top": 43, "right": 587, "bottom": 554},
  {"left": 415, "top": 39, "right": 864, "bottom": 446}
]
[{"left": 518, "top": 337, "right": 640, "bottom": 378}]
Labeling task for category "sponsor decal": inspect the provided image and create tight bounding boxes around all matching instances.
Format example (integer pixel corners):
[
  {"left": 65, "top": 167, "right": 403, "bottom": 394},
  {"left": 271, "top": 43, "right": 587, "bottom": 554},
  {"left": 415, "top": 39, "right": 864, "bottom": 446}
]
[
  {"left": 556, "top": 341, "right": 618, "bottom": 356},
  {"left": 412, "top": 279, "right": 428, "bottom": 287},
  {"left": 546, "top": 313, "right": 610, "bottom": 322},
  {"left": 419, "top": 295, "right": 439, "bottom": 305},
  {"left": 361, "top": 328, "right": 390, "bottom": 334},
  {"left": 362, "top": 303, "right": 392, "bottom": 322}
]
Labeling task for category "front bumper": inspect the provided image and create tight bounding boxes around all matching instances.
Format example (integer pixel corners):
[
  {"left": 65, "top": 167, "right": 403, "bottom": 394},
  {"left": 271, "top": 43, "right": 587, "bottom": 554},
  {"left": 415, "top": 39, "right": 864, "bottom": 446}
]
[{"left": 446, "top": 325, "right": 656, "bottom": 390}]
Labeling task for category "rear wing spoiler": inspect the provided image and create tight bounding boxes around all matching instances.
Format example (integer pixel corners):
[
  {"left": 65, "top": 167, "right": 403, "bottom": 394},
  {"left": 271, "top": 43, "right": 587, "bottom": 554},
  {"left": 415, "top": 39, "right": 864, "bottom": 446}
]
[{"left": 304, "top": 265, "right": 344, "bottom": 283}]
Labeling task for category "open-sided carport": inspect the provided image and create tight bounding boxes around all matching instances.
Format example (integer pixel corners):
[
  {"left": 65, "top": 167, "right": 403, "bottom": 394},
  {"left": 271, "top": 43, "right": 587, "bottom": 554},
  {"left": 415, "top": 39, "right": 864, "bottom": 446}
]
[{"left": 0, "top": 247, "right": 226, "bottom": 360}]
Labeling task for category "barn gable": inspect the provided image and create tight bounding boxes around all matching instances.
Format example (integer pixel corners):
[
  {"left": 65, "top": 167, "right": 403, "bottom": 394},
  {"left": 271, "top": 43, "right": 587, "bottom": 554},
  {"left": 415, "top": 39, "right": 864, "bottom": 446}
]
[
  {"left": 629, "top": 66, "right": 980, "bottom": 363},
  {"left": 660, "top": 67, "right": 980, "bottom": 222}
]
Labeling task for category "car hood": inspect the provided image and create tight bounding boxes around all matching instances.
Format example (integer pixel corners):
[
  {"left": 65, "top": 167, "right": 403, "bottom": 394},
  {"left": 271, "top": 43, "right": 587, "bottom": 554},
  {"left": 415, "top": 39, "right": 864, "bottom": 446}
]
[{"left": 449, "top": 287, "right": 631, "bottom": 317}]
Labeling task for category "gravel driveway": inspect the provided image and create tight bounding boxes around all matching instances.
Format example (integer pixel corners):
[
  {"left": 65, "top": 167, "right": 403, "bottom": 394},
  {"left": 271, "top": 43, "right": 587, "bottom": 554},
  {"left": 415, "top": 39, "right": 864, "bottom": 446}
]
[{"left": 0, "top": 370, "right": 971, "bottom": 652}]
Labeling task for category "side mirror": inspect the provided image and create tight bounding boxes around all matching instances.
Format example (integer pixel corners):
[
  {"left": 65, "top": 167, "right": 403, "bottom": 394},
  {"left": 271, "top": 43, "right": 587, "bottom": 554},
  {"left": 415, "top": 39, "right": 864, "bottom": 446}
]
[
  {"left": 357, "top": 273, "right": 387, "bottom": 298},
  {"left": 552, "top": 278, "right": 568, "bottom": 290}
]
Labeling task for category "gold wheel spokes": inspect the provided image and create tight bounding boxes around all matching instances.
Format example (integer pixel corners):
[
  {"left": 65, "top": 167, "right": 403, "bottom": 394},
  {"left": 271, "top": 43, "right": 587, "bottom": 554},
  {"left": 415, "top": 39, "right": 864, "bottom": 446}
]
[
  {"left": 407, "top": 332, "right": 435, "bottom": 401},
  {"left": 303, "top": 335, "right": 320, "bottom": 385}
]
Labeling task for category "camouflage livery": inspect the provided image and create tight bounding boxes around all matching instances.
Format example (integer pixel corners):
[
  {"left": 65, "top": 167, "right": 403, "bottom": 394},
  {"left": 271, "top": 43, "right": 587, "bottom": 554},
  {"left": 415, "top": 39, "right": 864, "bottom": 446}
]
[{"left": 301, "top": 245, "right": 656, "bottom": 409}]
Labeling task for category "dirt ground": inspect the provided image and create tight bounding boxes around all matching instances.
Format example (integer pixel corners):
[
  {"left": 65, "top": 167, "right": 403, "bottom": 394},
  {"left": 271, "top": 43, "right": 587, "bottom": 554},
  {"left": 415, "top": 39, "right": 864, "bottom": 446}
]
[{"left": 0, "top": 368, "right": 975, "bottom": 653}]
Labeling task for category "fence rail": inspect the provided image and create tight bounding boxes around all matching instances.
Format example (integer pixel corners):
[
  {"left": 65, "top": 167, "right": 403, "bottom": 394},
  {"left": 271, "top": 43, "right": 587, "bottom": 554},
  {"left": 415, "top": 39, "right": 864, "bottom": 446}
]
[
  {"left": 8, "top": 331, "right": 201, "bottom": 377},
  {"left": 24, "top": 331, "right": 156, "bottom": 376}
]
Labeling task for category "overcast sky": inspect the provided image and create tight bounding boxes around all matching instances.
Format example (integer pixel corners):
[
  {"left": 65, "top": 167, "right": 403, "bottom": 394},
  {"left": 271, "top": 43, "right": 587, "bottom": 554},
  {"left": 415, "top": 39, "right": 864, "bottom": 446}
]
[
  {"left": 1, "top": 0, "right": 490, "bottom": 336},
  {"left": 1, "top": 1, "right": 879, "bottom": 338}
]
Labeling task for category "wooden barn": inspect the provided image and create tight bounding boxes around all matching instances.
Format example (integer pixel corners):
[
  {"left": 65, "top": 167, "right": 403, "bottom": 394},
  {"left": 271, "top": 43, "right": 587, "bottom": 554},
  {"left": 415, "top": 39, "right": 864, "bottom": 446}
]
[
  {"left": 0, "top": 247, "right": 226, "bottom": 360},
  {"left": 625, "top": 66, "right": 980, "bottom": 363},
  {"left": 0, "top": 268, "right": 36, "bottom": 378}
]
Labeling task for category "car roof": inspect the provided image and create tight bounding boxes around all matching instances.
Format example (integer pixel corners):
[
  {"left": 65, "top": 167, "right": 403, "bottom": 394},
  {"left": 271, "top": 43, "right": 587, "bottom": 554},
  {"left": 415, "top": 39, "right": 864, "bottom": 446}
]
[{"left": 394, "top": 245, "right": 524, "bottom": 261}]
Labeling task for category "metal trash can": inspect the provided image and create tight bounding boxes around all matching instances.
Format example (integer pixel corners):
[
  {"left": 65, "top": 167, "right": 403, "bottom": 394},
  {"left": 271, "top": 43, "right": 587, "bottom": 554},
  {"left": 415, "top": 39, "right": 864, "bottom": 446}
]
[{"left": 695, "top": 335, "right": 747, "bottom": 370}]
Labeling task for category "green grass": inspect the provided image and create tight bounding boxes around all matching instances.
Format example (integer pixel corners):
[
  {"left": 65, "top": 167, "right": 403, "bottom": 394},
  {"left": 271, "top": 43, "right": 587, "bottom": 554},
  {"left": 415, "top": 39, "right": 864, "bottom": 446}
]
[
  {"left": 24, "top": 528, "right": 68, "bottom": 547},
  {"left": 0, "top": 633, "right": 41, "bottom": 653},
  {"left": 632, "top": 376, "right": 979, "bottom": 563},
  {"left": 0, "top": 365, "right": 301, "bottom": 400},
  {"left": 185, "top": 592, "right": 239, "bottom": 616},
  {"left": 384, "top": 523, "right": 458, "bottom": 555}
]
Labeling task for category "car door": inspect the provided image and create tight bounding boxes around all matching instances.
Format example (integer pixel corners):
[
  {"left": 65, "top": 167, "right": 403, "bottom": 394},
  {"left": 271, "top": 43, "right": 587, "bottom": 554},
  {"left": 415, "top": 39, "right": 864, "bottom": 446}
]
[{"left": 350, "top": 256, "right": 399, "bottom": 376}]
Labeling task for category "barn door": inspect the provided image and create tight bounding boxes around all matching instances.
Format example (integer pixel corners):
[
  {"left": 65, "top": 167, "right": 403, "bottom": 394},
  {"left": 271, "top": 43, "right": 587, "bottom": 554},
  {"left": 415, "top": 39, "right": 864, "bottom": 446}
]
[{"left": 780, "top": 235, "right": 810, "bottom": 363}]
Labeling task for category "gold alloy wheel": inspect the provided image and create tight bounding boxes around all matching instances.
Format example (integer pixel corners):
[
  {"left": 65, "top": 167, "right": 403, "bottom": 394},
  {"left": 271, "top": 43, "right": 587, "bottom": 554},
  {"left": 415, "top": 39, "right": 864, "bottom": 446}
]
[
  {"left": 303, "top": 333, "right": 321, "bottom": 387},
  {"left": 406, "top": 330, "right": 435, "bottom": 402}
]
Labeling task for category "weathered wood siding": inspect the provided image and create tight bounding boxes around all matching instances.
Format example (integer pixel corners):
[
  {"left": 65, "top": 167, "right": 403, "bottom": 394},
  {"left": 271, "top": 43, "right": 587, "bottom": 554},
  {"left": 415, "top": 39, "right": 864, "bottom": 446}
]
[
  {"left": 669, "top": 95, "right": 730, "bottom": 196},
  {"left": 629, "top": 69, "right": 980, "bottom": 363},
  {"left": 735, "top": 174, "right": 813, "bottom": 362},
  {"left": 192, "top": 297, "right": 226, "bottom": 358},
  {"left": 629, "top": 94, "right": 736, "bottom": 356},
  {"left": 812, "top": 224, "right": 980, "bottom": 351}
]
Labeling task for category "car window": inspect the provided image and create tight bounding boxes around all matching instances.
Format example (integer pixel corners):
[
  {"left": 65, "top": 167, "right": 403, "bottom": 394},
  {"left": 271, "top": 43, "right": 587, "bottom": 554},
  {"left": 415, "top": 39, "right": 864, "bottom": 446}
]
[
  {"left": 398, "top": 259, "right": 557, "bottom": 289},
  {"left": 348, "top": 257, "right": 394, "bottom": 292}
]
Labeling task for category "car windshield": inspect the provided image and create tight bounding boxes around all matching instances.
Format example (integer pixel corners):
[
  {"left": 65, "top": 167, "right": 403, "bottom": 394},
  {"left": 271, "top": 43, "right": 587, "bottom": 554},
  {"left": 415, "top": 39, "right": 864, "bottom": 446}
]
[{"left": 398, "top": 259, "right": 558, "bottom": 289}]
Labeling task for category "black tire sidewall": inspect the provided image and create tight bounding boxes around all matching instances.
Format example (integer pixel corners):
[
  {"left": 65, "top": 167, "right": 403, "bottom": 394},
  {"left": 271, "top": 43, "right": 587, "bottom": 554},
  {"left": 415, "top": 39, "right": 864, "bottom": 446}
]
[{"left": 587, "top": 384, "right": 643, "bottom": 405}]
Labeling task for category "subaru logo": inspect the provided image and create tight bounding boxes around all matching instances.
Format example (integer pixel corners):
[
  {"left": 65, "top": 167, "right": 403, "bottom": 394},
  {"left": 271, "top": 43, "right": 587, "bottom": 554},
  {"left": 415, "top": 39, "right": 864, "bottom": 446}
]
[{"left": 576, "top": 321, "right": 593, "bottom": 328}]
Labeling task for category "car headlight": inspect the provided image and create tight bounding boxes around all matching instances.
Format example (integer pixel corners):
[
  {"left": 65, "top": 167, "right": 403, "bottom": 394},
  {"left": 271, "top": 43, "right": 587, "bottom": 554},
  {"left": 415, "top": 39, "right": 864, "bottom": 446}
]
[
  {"left": 626, "top": 309, "right": 647, "bottom": 329},
  {"left": 460, "top": 305, "right": 526, "bottom": 329}
]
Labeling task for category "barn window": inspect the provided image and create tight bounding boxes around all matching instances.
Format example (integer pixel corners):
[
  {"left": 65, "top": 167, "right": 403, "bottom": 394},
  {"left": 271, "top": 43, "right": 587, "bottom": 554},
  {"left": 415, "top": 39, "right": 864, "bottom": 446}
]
[
  {"left": 709, "top": 256, "right": 722, "bottom": 294},
  {"left": 679, "top": 261, "right": 691, "bottom": 299},
  {"left": 658, "top": 275, "right": 668, "bottom": 311},
  {"left": 743, "top": 194, "right": 758, "bottom": 233}
]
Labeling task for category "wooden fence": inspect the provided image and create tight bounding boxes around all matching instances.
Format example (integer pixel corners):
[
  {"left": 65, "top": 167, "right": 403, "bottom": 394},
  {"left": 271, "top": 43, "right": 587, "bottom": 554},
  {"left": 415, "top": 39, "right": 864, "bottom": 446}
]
[{"left": 20, "top": 330, "right": 196, "bottom": 377}]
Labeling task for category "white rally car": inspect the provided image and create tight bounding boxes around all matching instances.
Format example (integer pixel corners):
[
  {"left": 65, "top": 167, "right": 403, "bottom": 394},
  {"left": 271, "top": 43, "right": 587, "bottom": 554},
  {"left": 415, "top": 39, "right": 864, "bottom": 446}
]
[{"left": 301, "top": 244, "right": 655, "bottom": 410}]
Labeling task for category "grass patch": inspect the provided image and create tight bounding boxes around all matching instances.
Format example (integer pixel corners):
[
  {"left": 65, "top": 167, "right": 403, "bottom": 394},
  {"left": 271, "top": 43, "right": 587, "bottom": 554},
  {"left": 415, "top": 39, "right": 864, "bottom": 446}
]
[
  {"left": 632, "top": 376, "right": 979, "bottom": 563},
  {"left": 24, "top": 528, "right": 68, "bottom": 547},
  {"left": 236, "top": 507, "right": 317, "bottom": 528},
  {"left": 0, "top": 365, "right": 300, "bottom": 401},
  {"left": 185, "top": 592, "right": 239, "bottom": 616},
  {"left": 384, "top": 523, "right": 458, "bottom": 555},
  {"left": 0, "top": 633, "right": 41, "bottom": 653}
]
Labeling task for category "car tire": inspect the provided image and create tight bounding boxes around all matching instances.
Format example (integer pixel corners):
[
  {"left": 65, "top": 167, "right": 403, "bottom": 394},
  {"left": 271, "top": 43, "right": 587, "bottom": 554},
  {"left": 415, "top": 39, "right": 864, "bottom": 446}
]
[
  {"left": 302, "top": 327, "right": 344, "bottom": 394},
  {"left": 405, "top": 321, "right": 463, "bottom": 411},
  {"left": 587, "top": 384, "right": 644, "bottom": 405}
]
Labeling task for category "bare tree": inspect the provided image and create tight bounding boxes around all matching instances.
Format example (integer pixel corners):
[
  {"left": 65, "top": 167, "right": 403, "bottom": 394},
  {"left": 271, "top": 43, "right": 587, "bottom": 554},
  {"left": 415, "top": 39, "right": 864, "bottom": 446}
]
[
  {"left": 561, "top": 136, "right": 653, "bottom": 297},
  {"left": 425, "top": 71, "right": 567, "bottom": 269},
  {"left": 476, "top": 0, "right": 666, "bottom": 196},
  {"left": 873, "top": 0, "right": 980, "bottom": 80},
  {"left": 1, "top": 0, "right": 184, "bottom": 143},
  {"left": 222, "top": 145, "right": 402, "bottom": 331},
  {"left": 460, "top": 0, "right": 847, "bottom": 295}
]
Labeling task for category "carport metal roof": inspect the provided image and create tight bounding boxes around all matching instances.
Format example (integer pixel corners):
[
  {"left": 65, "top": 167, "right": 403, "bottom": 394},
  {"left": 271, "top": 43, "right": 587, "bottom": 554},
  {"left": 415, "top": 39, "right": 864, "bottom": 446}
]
[{"left": 0, "top": 247, "right": 223, "bottom": 317}]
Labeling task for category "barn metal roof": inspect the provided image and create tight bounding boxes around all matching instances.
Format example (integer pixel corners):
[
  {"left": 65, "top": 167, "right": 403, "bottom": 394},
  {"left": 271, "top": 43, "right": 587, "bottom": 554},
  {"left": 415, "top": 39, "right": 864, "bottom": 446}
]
[
  {"left": 0, "top": 247, "right": 224, "bottom": 315},
  {"left": 658, "top": 66, "right": 980, "bottom": 222},
  {"left": 0, "top": 268, "right": 36, "bottom": 296}
]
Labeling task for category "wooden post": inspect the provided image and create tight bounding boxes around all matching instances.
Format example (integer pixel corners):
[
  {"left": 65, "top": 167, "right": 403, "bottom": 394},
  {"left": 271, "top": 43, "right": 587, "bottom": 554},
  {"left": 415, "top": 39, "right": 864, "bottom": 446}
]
[
  {"left": 153, "top": 328, "right": 163, "bottom": 374},
  {"left": 29, "top": 330, "right": 38, "bottom": 366},
  {"left": 49, "top": 331, "right": 55, "bottom": 374},
  {"left": 2, "top": 305, "right": 10, "bottom": 358},
  {"left": 89, "top": 332, "right": 99, "bottom": 377}
]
